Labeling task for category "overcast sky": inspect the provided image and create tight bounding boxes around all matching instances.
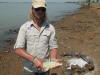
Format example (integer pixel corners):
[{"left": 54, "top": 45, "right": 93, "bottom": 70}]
[{"left": 0, "top": 0, "right": 84, "bottom": 2}]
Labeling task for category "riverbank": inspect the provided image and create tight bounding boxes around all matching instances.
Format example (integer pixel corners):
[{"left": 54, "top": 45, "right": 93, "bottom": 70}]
[
  {"left": 0, "top": 3, "right": 100, "bottom": 75},
  {"left": 50, "top": 3, "right": 100, "bottom": 75}
]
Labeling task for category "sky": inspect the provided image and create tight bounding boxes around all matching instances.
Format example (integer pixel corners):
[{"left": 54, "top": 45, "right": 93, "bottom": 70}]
[{"left": 0, "top": 0, "right": 84, "bottom": 2}]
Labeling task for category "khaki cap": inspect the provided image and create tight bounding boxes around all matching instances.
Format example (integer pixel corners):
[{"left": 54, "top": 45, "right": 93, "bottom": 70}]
[{"left": 32, "top": 0, "right": 47, "bottom": 8}]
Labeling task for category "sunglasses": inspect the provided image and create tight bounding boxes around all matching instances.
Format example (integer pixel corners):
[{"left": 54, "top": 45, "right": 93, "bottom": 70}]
[{"left": 34, "top": 7, "right": 46, "bottom": 12}]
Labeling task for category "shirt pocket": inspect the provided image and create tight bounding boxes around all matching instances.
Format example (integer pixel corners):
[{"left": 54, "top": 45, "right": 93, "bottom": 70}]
[
  {"left": 40, "top": 31, "right": 50, "bottom": 44},
  {"left": 26, "top": 34, "right": 38, "bottom": 42}
]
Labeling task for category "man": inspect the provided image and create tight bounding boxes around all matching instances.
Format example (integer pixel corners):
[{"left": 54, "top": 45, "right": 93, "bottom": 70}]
[{"left": 14, "top": 0, "right": 62, "bottom": 75}]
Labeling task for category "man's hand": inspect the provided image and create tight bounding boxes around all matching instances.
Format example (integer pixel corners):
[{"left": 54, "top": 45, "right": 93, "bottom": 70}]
[
  {"left": 50, "top": 49, "right": 63, "bottom": 69},
  {"left": 51, "top": 58, "right": 62, "bottom": 62},
  {"left": 15, "top": 49, "right": 45, "bottom": 71},
  {"left": 33, "top": 58, "right": 44, "bottom": 72},
  {"left": 50, "top": 48, "right": 62, "bottom": 62}
]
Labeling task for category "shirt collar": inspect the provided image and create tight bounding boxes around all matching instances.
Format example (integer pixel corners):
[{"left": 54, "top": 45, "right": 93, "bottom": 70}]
[{"left": 30, "top": 20, "right": 49, "bottom": 28}]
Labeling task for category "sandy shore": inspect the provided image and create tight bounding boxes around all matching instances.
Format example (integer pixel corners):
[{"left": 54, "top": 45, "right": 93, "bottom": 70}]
[
  {"left": 0, "top": 3, "right": 100, "bottom": 75},
  {"left": 50, "top": 3, "right": 100, "bottom": 75}
]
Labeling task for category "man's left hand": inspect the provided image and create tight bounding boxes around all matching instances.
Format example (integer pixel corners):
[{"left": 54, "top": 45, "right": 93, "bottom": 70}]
[{"left": 51, "top": 58, "right": 62, "bottom": 62}]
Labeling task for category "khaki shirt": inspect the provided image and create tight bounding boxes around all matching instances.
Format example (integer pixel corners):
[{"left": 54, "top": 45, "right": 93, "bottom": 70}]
[{"left": 14, "top": 20, "right": 58, "bottom": 59}]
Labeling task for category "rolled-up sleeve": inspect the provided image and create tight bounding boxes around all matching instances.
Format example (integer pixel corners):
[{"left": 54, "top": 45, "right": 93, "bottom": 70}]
[
  {"left": 14, "top": 24, "right": 26, "bottom": 50},
  {"left": 49, "top": 25, "right": 58, "bottom": 50}
]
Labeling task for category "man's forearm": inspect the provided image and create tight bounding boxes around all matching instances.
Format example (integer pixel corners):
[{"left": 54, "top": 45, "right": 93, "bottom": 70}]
[
  {"left": 50, "top": 48, "right": 58, "bottom": 60},
  {"left": 15, "top": 48, "right": 35, "bottom": 62}
]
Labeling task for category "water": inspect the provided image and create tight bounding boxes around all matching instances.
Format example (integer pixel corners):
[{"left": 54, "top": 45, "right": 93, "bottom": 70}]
[{"left": 0, "top": 2, "right": 81, "bottom": 49}]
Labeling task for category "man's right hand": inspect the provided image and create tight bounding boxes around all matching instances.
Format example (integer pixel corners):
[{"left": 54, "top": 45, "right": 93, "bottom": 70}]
[
  {"left": 14, "top": 49, "right": 44, "bottom": 71},
  {"left": 33, "top": 58, "right": 44, "bottom": 72}
]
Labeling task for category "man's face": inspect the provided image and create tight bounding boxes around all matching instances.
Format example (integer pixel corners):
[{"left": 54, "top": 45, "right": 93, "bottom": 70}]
[{"left": 32, "top": 7, "right": 46, "bottom": 19}]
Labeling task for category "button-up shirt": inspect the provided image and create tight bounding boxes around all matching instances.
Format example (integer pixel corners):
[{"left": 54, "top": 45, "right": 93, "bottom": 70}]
[{"left": 14, "top": 20, "right": 58, "bottom": 72}]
